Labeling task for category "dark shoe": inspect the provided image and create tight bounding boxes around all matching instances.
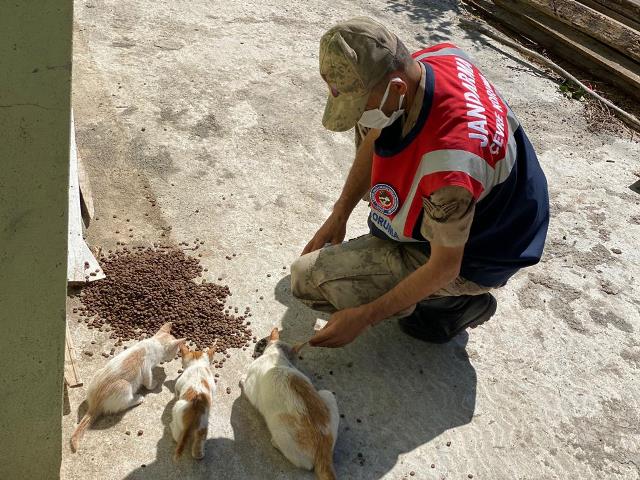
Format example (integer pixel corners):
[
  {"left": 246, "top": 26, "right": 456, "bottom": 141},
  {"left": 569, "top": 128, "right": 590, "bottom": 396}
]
[{"left": 399, "top": 293, "right": 497, "bottom": 343}]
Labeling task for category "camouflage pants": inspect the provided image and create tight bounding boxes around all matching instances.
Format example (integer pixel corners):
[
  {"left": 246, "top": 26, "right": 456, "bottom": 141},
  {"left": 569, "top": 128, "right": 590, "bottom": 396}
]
[{"left": 290, "top": 234, "right": 492, "bottom": 315}]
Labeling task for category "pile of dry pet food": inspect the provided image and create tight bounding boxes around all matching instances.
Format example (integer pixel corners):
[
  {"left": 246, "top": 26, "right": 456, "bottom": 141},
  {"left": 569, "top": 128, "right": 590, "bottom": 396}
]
[{"left": 77, "top": 246, "right": 253, "bottom": 358}]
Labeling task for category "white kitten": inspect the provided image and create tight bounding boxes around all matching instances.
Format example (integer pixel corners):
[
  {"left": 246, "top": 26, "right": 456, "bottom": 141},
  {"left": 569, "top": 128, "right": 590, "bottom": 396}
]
[
  {"left": 170, "top": 341, "right": 217, "bottom": 461},
  {"left": 241, "top": 328, "right": 339, "bottom": 480},
  {"left": 70, "top": 322, "right": 185, "bottom": 452}
]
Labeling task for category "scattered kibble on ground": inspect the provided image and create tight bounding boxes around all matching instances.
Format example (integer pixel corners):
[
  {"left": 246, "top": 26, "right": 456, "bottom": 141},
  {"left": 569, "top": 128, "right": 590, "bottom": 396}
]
[{"left": 77, "top": 246, "right": 253, "bottom": 353}]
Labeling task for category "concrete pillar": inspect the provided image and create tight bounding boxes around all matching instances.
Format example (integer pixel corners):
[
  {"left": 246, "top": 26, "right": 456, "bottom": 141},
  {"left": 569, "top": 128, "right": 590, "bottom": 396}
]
[{"left": 0, "top": 1, "right": 73, "bottom": 478}]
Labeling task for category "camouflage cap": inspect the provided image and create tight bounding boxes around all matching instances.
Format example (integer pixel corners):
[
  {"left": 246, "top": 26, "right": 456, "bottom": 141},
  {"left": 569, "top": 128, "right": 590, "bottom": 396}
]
[{"left": 319, "top": 17, "right": 399, "bottom": 132}]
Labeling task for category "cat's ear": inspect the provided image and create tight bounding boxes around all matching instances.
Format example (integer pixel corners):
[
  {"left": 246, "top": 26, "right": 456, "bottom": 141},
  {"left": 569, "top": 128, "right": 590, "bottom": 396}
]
[
  {"left": 171, "top": 338, "right": 186, "bottom": 352},
  {"left": 207, "top": 339, "right": 218, "bottom": 362},
  {"left": 269, "top": 328, "right": 280, "bottom": 342},
  {"left": 179, "top": 343, "right": 190, "bottom": 358},
  {"left": 157, "top": 322, "right": 172, "bottom": 335}
]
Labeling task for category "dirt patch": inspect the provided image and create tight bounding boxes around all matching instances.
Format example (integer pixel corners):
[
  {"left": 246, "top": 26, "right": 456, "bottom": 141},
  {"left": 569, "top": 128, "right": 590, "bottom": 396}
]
[
  {"left": 589, "top": 310, "right": 633, "bottom": 334},
  {"left": 528, "top": 274, "right": 586, "bottom": 332},
  {"left": 620, "top": 348, "right": 640, "bottom": 369},
  {"left": 560, "top": 398, "right": 640, "bottom": 476},
  {"left": 583, "top": 98, "right": 635, "bottom": 138},
  {"left": 192, "top": 113, "right": 222, "bottom": 138},
  {"left": 572, "top": 243, "right": 615, "bottom": 271}
]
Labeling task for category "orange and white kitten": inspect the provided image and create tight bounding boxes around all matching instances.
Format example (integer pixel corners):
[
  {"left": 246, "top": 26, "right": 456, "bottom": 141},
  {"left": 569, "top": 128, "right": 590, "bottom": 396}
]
[
  {"left": 240, "top": 328, "right": 339, "bottom": 480},
  {"left": 170, "top": 341, "right": 217, "bottom": 461},
  {"left": 70, "top": 322, "right": 185, "bottom": 452}
]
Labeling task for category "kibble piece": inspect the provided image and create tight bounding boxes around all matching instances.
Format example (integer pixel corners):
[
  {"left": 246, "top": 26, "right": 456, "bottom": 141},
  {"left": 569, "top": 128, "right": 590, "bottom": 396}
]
[
  {"left": 137, "top": 430, "right": 143, "bottom": 436},
  {"left": 446, "top": 441, "right": 451, "bottom": 447},
  {"left": 125, "top": 430, "right": 131, "bottom": 436},
  {"left": 410, "top": 472, "right": 416, "bottom": 477},
  {"left": 226, "top": 387, "right": 231, "bottom": 394}
]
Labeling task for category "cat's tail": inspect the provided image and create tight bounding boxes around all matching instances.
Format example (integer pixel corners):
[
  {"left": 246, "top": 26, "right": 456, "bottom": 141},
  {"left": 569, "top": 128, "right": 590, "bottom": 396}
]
[
  {"left": 314, "top": 433, "right": 337, "bottom": 480},
  {"left": 70, "top": 411, "right": 95, "bottom": 453},
  {"left": 174, "top": 393, "right": 208, "bottom": 461}
]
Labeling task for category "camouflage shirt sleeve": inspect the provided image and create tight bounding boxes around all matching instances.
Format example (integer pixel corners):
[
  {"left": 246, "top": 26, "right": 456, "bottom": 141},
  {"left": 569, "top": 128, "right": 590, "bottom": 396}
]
[{"left": 420, "top": 186, "right": 475, "bottom": 247}]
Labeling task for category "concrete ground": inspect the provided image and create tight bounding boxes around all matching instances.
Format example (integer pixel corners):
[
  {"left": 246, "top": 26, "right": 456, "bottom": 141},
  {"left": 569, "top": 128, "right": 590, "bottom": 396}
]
[{"left": 61, "top": 0, "right": 640, "bottom": 478}]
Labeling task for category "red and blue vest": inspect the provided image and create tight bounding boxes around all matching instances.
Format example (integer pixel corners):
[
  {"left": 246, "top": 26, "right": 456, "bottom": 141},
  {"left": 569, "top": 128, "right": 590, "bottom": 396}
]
[{"left": 368, "top": 44, "right": 549, "bottom": 287}]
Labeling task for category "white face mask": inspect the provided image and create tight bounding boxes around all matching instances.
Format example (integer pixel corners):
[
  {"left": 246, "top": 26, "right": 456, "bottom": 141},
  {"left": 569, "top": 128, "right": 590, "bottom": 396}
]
[{"left": 358, "top": 78, "right": 405, "bottom": 129}]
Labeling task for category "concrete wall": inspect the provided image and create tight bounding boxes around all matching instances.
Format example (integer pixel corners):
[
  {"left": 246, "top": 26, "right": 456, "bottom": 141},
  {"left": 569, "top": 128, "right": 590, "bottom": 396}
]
[{"left": 0, "top": 1, "right": 73, "bottom": 478}]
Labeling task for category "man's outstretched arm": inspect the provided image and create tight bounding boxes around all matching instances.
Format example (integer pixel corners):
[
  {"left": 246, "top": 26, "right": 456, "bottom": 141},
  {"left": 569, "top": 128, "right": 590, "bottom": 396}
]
[
  {"left": 309, "top": 185, "right": 475, "bottom": 347},
  {"left": 309, "top": 243, "right": 464, "bottom": 347},
  {"left": 301, "top": 127, "right": 380, "bottom": 255}
]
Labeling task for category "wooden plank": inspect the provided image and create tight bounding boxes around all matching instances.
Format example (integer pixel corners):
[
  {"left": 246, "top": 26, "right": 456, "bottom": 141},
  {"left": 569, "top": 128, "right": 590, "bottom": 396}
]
[
  {"left": 591, "top": 0, "right": 640, "bottom": 24},
  {"left": 493, "top": 0, "right": 640, "bottom": 98},
  {"left": 577, "top": 0, "right": 640, "bottom": 32},
  {"left": 64, "top": 323, "right": 82, "bottom": 388},
  {"left": 68, "top": 110, "right": 106, "bottom": 285},
  {"left": 514, "top": 0, "right": 640, "bottom": 63}
]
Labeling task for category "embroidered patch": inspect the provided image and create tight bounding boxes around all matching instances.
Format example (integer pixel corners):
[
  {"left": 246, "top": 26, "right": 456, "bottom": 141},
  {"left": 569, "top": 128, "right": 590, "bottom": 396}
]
[{"left": 371, "top": 183, "right": 400, "bottom": 216}]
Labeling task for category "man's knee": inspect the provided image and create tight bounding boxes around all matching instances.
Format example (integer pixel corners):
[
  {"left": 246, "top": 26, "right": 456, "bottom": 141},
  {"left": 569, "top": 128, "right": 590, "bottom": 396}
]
[{"left": 290, "top": 253, "right": 316, "bottom": 300}]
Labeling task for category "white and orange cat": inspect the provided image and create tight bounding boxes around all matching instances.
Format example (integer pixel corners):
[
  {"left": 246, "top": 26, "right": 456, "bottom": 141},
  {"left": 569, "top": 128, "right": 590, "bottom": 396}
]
[
  {"left": 241, "top": 328, "right": 339, "bottom": 480},
  {"left": 170, "top": 341, "right": 217, "bottom": 461},
  {"left": 70, "top": 322, "right": 185, "bottom": 452}
]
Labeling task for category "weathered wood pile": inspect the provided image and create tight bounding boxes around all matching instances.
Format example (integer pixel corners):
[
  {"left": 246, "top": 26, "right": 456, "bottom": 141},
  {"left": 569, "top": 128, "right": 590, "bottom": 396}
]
[{"left": 463, "top": 0, "right": 640, "bottom": 101}]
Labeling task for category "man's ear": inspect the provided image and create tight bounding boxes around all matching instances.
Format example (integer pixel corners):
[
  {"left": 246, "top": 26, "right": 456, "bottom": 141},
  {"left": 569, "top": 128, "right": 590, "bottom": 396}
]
[{"left": 390, "top": 77, "right": 408, "bottom": 96}]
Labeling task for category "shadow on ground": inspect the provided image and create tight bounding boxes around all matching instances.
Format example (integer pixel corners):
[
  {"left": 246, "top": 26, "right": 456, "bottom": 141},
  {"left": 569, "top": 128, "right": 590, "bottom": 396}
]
[
  {"left": 122, "top": 378, "right": 304, "bottom": 479},
  {"left": 384, "top": 0, "right": 460, "bottom": 44},
  {"left": 124, "top": 276, "right": 476, "bottom": 479},
  {"left": 275, "top": 275, "right": 478, "bottom": 478}
]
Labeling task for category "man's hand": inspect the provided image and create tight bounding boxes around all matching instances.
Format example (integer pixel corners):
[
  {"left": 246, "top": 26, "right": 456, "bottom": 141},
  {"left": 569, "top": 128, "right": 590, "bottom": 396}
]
[
  {"left": 309, "top": 306, "right": 371, "bottom": 348},
  {"left": 301, "top": 213, "right": 347, "bottom": 255}
]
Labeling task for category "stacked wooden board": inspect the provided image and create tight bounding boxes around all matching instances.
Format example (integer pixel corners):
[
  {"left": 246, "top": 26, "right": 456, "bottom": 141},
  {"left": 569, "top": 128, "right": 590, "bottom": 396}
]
[{"left": 463, "top": 0, "right": 640, "bottom": 101}]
